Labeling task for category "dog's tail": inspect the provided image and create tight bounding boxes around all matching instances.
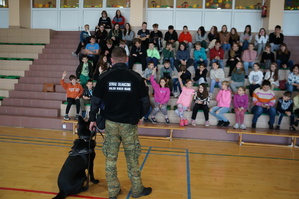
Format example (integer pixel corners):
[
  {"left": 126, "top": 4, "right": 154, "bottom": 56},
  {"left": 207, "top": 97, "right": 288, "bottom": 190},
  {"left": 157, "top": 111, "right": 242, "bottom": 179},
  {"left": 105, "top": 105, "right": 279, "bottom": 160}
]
[{"left": 52, "top": 192, "right": 66, "bottom": 199}]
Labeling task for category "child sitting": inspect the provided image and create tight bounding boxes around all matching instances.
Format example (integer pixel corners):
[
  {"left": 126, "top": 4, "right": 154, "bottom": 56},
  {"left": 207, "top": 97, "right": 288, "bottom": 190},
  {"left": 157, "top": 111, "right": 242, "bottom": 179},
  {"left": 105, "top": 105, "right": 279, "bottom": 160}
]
[
  {"left": 100, "top": 39, "right": 114, "bottom": 64},
  {"left": 209, "top": 61, "right": 225, "bottom": 98},
  {"left": 230, "top": 61, "right": 245, "bottom": 93},
  {"left": 147, "top": 42, "right": 161, "bottom": 67},
  {"left": 160, "top": 60, "right": 173, "bottom": 95},
  {"left": 191, "top": 83, "right": 210, "bottom": 126},
  {"left": 264, "top": 62, "right": 279, "bottom": 89},
  {"left": 233, "top": 86, "right": 249, "bottom": 130},
  {"left": 286, "top": 64, "right": 299, "bottom": 92},
  {"left": 260, "top": 44, "right": 275, "bottom": 71},
  {"left": 144, "top": 61, "right": 156, "bottom": 82},
  {"left": 248, "top": 63, "right": 264, "bottom": 97},
  {"left": 150, "top": 68, "right": 171, "bottom": 124},
  {"left": 72, "top": 24, "right": 91, "bottom": 57},
  {"left": 275, "top": 91, "right": 295, "bottom": 131},
  {"left": 210, "top": 41, "right": 224, "bottom": 69},
  {"left": 119, "top": 39, "right": 130, "bottom": 56},
  {"left": 129, "top": 38, "right": 147, "bottom": 70},
  {"left": 93, "top": 55, "right": 108, "bottom": 80},
  {"left": 251, "top": 80, "right": 276, "bottom": 129},
  {"left": 60, "top": 71, "right": 83, "bottom": 120},
  {"left": 80, "top": 79, "right": 94, "bottom": 119},
  {"left": 210, "top": 81, "right": 232, "bottom": 127},
  {"left": 76, "top": 55, "right": 93, "bottom": 86},
  {"left": 173, "top": 65, "right": 191, "bottom": 94},
  {"left": 149, "top": 23, "right": 163, "bottom": 52},
  {"left": 161, "top": 42, "right": 175, "bottom": 70},
  {"left": 174, "top": 43, "right": 193, "bottom": 72},
  {"left": 293, "top": 92, "right": 299, "bottom": 126},
  {"left": 242, "top": 43, "right": 257, "bottom": 77},
  {"left": 193, "top": 64, "right": 208, "bottom": 85},
  {"left": 175, "top": 74, "right": 195, "bottom": 126},
  {"left": 193, "top": 42, "right": 208, "bottom": 71}
]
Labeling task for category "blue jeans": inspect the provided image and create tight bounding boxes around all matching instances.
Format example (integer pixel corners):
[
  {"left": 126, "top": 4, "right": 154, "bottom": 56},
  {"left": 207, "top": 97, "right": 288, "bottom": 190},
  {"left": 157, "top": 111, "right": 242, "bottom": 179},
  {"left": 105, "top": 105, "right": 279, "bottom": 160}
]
[
  {"left": 251, "top": 105, "right": 276, "bottom": 125},
  {"left": 277, "top": 111, "right": 294, "bottom": 126},
  {"left": 193, "top": 59, "right": 208, "bottom": 71},
  {"left": 210, "top": 106, "right": 230, "bottom": 122},
  {"left": 144, "top": 106, "right": 152, "bottom": 119},
  {"left": 210, "top": 59, "right": 224, "bottom": 69},
  {"left": 209, "top": 79, "right": 222, "bottom": 94},
  {"left": 242, "top": 40, "right": 249, "bottom": 51},
  {"left": 173, "top": 78, "right": 181, "bottom": 93},
  {"left": 221, "top": 43, "right": 231, "bottom": 51},
  {"left": 286, "top": 82, "right": 299, "bottom": 92},
  {"left": 276, "top": 59, "right": 294, "bottom": 69},
  {"left": 270, "top": 43, "right": 280, "bottom": 52},
  {"left": 243, "top": 61, "right": 254, "bottom": 75},
  {"left": 147, "top": 57, "right": 159, "bottom": 66}
]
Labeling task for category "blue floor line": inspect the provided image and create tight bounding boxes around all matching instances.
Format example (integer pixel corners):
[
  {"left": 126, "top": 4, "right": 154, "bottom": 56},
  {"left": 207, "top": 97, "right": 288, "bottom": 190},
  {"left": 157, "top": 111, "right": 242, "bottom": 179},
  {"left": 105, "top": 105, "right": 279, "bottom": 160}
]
[
  {"left": 126, "top": 147, "right": 152, "bottom": 199},
  {"left": 186, "top": 149, "right": 191, "bottom": 199}
]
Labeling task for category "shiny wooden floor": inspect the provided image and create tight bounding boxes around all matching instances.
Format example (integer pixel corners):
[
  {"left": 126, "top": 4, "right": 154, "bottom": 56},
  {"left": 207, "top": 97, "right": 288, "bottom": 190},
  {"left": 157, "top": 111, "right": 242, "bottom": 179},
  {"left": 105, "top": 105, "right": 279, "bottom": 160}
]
[{"left": 0, "top": 126, "right": 299, "bottom": 199}]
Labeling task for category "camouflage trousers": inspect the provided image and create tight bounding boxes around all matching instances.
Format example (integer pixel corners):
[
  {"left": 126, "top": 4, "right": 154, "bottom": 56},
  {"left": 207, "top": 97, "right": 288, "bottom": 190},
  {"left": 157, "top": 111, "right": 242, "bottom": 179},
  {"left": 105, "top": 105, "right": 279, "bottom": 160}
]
[{"left": 102, "top": 120, "right": 144, "bottom": 197}]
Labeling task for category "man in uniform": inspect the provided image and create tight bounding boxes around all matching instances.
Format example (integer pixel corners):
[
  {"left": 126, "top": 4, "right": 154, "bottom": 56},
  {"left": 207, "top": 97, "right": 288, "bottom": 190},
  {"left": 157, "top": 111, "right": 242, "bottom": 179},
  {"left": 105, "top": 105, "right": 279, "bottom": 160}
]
[{"left": 89, "top": 47, "right": 152, "bottom": 199}]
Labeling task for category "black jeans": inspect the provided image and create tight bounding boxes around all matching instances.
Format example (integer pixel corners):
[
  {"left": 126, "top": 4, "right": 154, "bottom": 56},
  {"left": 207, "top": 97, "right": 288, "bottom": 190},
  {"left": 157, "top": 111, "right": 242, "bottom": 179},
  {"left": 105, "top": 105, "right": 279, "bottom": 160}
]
[
  {"left": 174, "top": 59, "right": 193, "bottom": 72},
  {"left": 191, "top": 104, "right": 209, "bottom": 121},
  {"left": 66, "top": 98, "right": 80, "bottom": 115},
  {"left": 129, "top": 55, "right": 147, "bottom": 71},
  {"left": 249, "top": 84, "right": 260, "bottom": 97}
]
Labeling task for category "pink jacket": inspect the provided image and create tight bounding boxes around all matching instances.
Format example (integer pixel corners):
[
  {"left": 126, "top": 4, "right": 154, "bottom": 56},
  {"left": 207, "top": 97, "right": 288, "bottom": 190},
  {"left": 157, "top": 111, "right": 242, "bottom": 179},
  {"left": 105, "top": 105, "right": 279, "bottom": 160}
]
[
  {"left": 150, "top": 75, "right": 170, "bottom": 104},
  {"left": 216, "top": 89, "right": 232, "bottom": 108},
  {"left": 242, "top": 49, "right": 257, "bottom": 62}
]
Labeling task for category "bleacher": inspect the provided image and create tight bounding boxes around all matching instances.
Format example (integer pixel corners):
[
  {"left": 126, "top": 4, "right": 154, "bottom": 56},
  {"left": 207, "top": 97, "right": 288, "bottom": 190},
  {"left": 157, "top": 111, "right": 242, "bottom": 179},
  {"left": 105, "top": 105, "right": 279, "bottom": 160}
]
[{"left": 0, "top": 28, "right": 298, "bottom": 134}]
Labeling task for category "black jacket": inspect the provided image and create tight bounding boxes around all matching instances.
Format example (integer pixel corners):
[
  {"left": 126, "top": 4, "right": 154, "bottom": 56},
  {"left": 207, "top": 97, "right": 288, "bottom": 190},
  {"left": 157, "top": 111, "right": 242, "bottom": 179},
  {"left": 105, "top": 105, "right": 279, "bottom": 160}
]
[
  {"left": 76, "top": 62, "right": 93, "bottom": 79},
  {"left": 90, "top": 63, "right": 150, "bottom": 124},
  {"left": 164, "top": 31, "right": 178, "bottom": 42}
]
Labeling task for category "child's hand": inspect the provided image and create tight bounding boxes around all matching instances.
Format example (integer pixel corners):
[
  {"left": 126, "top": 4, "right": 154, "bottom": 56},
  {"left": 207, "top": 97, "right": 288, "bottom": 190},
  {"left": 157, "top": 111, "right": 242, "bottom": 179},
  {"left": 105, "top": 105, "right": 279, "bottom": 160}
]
[
  {"left": 62, "top": 71, "right": 67, "bottom": 79},
  {"left": 216, "top": 111, "right": 219, "bottom": 114},
  {"left": 178, "top": 71, "right": 183, "bottom": 77},
  {"left": 285, "top": 111, "right": 291, "bottom": 116},
  {"left": 152, "top": 67, "right": 156, "bottom": 75},
  {"left": 187, "top": 108, "right": 191, "bottom": 112}
]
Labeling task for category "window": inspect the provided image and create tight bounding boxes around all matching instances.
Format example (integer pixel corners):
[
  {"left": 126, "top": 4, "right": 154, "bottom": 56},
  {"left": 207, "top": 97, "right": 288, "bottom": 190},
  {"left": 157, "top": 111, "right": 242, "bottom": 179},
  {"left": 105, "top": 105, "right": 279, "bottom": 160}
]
[
  {"left": 205, "top": 0, "right": 232, "bottom": 9},
  {"left": 0, "top": 0, "right": 8, "bottom": 8},
  {"left": 106, "top": 0, "right": 131, "bottom": 8},
  {"left": 235, "top": 0, "right": 262, "bottom": 9},
  {"left": 176, "top": 0, "right": 203, "bottom": 8},
  {"left": 33, "top": 0, "right": 56, "bottom": 8},
  {"left": 84, "top": 0, "right": 103, "bottom": 8},
  {"left": 60, "top": 0, "right": 79, "bottom": 8},
  {"left": 147, "top": 0, "right": 173, "bottom": 8},
  {"left": 284, "top": 0, "right": 299, "bottom": 10}
]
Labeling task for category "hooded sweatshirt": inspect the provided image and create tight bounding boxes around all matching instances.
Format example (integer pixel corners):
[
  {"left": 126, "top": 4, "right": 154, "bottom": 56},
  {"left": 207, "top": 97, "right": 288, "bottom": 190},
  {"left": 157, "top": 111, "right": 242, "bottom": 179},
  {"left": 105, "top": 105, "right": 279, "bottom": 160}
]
[
  {"left": 150, "top": 75, "right": 170, "bottom": 104},
  {"left": 216, "top": 89, "right": 232, "bottom": 108},
  {"left": 60, "top": 79, "right": 83, "bottom": 99}
]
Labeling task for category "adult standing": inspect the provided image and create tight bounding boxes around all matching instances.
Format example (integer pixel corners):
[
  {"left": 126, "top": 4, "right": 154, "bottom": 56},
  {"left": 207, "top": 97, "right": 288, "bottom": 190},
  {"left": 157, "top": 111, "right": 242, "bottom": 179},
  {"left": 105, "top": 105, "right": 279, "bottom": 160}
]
[{"left": 89, "top": 47, "right": 152, "bottom": 199}]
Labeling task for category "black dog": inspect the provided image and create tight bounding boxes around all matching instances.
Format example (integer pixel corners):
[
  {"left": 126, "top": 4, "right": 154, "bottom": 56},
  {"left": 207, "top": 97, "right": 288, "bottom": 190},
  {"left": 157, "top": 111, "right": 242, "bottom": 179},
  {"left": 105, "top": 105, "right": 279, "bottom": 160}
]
[{"left": 53, "top": 117, "right": 99, "bottom": 199}]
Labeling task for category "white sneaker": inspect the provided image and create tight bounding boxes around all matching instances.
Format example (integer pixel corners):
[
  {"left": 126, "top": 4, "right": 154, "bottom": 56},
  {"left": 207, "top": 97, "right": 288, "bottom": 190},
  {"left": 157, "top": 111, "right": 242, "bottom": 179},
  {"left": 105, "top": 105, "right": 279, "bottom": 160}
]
[
  {"left": 174, "top": 92, "right": 180, "bottom": 98},
  {"left": 209, "top": 93, "right": 212, "bottom": 99},
  {"left": 240, "top": 124, "right": 246, "bottom": 130},
  {"left": 71, "top": 52, "right": 78, "bottom": 57},
  {"left": 233, "top": 123, "right": 240, "bottom": 129},
  {"left": 205, "top": 121, "right": 210, "bottom": 126},
  {"left": 191, "top": 120, "right": 196, "bottom": 126}
]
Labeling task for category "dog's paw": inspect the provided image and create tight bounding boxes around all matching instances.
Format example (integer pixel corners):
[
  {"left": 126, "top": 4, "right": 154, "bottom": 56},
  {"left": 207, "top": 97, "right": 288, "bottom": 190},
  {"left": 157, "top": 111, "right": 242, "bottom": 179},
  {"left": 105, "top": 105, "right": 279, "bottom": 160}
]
[{"left": 91, "top": 179, "right": 100, "bottom": 184}]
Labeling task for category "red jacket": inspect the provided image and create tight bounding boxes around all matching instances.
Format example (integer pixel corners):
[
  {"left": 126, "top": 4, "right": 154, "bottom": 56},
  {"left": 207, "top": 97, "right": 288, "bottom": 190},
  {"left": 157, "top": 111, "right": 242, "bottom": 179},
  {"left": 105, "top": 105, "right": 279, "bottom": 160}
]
[
  {"left": 210, "top": 47, "right": 224, "bottom": 60},
  {"left": 178, "top": 32, "right": 192, "bottom": 43},
  {"left": 60, "top": 79, "right": 83, "bottom": 99}
]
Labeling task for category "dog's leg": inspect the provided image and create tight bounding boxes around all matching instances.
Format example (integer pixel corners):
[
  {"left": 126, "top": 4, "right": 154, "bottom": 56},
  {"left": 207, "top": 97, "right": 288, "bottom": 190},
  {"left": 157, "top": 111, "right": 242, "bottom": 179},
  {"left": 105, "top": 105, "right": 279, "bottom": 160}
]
[
  {"left": 52, "top": 191, "right": 67, "bottom": 199},
  {"left": 89, "top": 153, "right": 99, "bottom": 184}
]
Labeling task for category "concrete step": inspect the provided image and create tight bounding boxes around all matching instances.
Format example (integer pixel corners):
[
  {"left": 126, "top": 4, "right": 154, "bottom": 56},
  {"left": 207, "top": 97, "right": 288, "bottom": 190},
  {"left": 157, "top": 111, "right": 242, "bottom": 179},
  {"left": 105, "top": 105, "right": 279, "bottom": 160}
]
[
  {"left": 0, "top": 70, "right": 25, "bottom": 76},
  {"left": 0, "top": 90, "right": 9, "bottom": 97},
  {"left": 19, "top": 76, "right": 62, "bottom": 84},
  {"left": 38, "top": 53, "right": 78, "bottom": 60},
  {"left": 54, "top": 34, "right": 80, "bottom": 39},
  {"left": 33, "top": 58, "right": 78, "bottom": 65},
  {"left": 50, "top": 38, "right": 79, "bottom": 44},
  {"left": 29, "top": 64, "right": 76, "bottom": 72},
  {"left": 0, "top": 106, "right": 59, "bottom": 117},
  {"left": 2, "top": 98, "right": 62, "bottom": 109},
  {"left": 0, "top": 114, "right": 70, "bottom": 130},
  {"left": 24, "top": 70, "right": 76, "bottom": 78},
  {"left": 9, "top": 90, "right": 66, "bottom": 101},
  {"left": 55, "top": 31, "right": 81, "bottom": 35},
  {"left": 42, "top": 48, "right": 76, "bottom": 54},
  {"left": 0, "top": 79, "right": 19, "bottom": 90},
  {"left": 45, "top": 43, "right": 77, "bottom": 49},
  {"left": 14, "top": 83, "right": 65, "bottom": 93}
]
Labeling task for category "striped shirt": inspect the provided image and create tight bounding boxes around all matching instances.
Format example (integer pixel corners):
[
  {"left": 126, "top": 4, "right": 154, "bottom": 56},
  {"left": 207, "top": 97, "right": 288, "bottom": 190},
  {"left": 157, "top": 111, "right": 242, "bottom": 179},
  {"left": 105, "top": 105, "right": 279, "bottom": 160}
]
[{"left": 253, "top": 88, "right": 276, "bottom": 107}]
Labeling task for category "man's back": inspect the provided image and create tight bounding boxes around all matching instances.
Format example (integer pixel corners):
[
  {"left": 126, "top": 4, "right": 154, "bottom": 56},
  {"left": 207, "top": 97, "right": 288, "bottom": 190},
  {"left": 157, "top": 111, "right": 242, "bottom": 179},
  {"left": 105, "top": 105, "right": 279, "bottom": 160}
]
[{"left": 93, "top": 63, "right": 148, "bottom": 124}]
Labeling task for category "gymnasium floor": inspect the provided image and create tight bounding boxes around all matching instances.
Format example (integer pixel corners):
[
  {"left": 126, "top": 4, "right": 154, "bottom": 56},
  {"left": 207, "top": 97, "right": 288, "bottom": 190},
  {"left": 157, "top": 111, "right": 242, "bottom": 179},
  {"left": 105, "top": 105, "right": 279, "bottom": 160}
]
[{"left": 0, "top": 127, "right": 299, "bottom": 199}]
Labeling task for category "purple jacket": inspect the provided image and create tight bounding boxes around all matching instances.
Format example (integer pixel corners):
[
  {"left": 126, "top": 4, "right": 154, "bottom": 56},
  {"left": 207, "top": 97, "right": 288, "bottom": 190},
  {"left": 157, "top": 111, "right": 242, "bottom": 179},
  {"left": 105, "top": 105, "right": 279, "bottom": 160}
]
[
  {"left": 233, "top": 93, "right": 249, "bottom": 109},
  {"left": 150, "top": 75, "right": 170, "bottom": 104}
]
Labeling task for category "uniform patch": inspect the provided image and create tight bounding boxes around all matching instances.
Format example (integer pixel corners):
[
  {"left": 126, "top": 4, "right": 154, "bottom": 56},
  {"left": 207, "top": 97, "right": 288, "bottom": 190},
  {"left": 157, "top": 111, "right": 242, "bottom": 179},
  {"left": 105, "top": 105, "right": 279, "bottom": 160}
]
[{"left": 108, "top": 81, "right": 132, "bottom": 92}]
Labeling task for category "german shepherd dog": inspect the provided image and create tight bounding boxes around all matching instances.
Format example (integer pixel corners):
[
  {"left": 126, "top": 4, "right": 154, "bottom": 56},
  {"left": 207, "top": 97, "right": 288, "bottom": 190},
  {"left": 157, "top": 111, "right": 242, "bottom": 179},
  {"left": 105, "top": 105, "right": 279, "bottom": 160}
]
[{"left": 53, "top": 117, "right": 99, "bottom": 199}]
